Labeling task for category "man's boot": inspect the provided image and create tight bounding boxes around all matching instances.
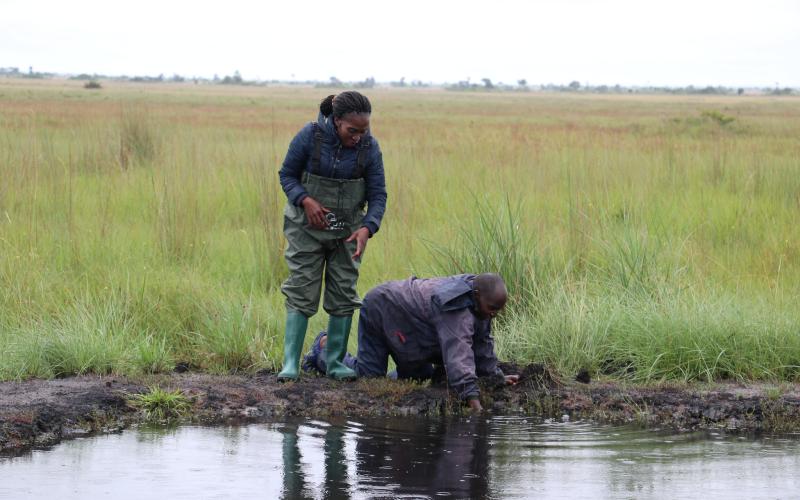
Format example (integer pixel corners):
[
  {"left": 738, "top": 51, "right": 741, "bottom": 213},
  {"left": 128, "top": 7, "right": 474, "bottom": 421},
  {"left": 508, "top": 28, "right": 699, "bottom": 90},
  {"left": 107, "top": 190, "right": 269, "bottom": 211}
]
[
  {"left": 277, "top": 310, "right": 309, "bottom": 381},
  {"left": 325, "top": 315, "right": 357, "bottom": 380}
]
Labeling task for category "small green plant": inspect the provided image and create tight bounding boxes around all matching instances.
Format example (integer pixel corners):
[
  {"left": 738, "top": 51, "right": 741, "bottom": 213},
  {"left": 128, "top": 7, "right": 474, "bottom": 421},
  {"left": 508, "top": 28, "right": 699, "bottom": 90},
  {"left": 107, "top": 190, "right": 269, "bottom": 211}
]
[
  {"left": 128, "top": 386, "right": 192, "bottom": 422},
  {"left": 701, "top": 109, "right": 735, "bottom": 126},
  {"left": 765, "top": 385, "right": 787, "bottom": 401}
]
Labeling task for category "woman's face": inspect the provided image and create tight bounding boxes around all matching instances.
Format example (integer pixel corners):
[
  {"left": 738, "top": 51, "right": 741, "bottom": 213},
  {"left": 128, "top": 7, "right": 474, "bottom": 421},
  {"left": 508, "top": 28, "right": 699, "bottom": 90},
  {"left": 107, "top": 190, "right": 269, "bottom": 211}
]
[{"left": 334, "top": 113, "right": 370, "bottom": 148}]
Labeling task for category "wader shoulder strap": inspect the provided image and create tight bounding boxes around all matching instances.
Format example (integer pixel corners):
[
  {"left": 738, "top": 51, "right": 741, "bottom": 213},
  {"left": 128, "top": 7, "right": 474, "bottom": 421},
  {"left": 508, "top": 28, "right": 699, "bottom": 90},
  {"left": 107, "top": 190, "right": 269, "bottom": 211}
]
[
  {"left": 310, "top": 122, "right": 323, "bottom": 175},
  {"left": 353, "top": 137, "right": 372, "bottom": 179}
]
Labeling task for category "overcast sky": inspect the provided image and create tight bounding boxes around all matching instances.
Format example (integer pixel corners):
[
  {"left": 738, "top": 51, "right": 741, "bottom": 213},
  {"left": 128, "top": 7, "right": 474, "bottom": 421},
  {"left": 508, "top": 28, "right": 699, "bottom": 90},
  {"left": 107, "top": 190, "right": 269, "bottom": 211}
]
[{"left": 2, "top": 0, "right": 798, "bottom": 87}]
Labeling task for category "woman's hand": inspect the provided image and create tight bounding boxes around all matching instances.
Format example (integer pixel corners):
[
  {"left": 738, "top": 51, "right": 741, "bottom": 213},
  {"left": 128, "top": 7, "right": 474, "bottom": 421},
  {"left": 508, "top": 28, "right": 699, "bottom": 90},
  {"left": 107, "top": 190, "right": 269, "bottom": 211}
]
[
  {"left": 302, "top": 197, "right": 330, "bottom": 229},
  {"left": 346, "top": 227, "right": 371, "bottom": 260},
  {"left": 504, "top": 374, "right": 520, "bottom": 386}
]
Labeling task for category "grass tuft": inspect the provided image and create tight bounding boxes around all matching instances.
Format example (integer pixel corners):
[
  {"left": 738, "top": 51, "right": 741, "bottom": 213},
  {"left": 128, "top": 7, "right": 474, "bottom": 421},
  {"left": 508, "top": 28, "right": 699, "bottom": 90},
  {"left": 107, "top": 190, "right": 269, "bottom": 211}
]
[{"left": 127, "top": 386, "right": 192, "bottom": 422}]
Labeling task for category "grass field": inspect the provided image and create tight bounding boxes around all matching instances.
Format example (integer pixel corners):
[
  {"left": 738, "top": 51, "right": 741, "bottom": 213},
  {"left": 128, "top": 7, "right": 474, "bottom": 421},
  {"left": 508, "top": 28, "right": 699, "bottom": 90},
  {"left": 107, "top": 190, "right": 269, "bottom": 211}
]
[{"left": 1, "top": 79, "right": 799, "bottom": 382}]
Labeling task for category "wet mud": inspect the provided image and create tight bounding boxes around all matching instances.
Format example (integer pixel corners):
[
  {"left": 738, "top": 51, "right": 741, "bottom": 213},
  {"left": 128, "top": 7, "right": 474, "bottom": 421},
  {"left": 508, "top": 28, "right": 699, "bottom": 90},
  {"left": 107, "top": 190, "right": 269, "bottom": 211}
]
[{"left": 2, "top": 363, "right": 799, "bottom": 453}]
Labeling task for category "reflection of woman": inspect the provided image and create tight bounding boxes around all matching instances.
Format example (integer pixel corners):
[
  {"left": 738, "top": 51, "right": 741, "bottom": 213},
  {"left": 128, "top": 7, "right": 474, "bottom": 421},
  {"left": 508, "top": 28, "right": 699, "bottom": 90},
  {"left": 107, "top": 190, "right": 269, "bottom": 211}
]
[
  {"left": 277, "top": 92, "right": 387, "bottom": 381},
  {"left": 279, "top": 424, "right": 308, "bottom": 498},
  {"left": 279, "top": 421, "right": 350, "bottom": 499}
]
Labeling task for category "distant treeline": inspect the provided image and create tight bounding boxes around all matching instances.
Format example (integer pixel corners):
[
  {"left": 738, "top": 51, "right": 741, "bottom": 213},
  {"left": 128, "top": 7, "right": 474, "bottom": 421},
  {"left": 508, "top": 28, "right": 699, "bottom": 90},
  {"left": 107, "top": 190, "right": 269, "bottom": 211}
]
[
  {"left": 0, "top": 66, "right": 795, "bottom": 96},
  {"left": 448, "top": 79, "right": 796, "bottom": 96}
]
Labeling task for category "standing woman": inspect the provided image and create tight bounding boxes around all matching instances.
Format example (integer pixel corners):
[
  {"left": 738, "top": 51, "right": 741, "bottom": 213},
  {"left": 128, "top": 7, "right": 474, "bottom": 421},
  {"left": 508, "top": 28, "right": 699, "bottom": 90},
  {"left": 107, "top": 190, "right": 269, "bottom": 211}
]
[{"left": 277, "top": 91, "right": 387, "bottom": 381}]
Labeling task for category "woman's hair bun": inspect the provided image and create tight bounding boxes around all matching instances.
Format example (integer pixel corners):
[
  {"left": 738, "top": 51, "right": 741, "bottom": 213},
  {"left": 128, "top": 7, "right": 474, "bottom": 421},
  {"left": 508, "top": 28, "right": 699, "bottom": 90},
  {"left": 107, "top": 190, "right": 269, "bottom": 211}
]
[{"left": 319, "top": 94, "right": 336, "bottom": 117}]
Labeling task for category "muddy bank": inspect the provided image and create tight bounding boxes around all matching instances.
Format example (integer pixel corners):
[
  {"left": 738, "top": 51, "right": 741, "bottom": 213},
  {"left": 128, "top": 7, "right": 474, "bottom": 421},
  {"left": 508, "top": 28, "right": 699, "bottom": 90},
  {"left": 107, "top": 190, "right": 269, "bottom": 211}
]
[{"left": 2, "top": 363, "right": 799, "bottom": 453}]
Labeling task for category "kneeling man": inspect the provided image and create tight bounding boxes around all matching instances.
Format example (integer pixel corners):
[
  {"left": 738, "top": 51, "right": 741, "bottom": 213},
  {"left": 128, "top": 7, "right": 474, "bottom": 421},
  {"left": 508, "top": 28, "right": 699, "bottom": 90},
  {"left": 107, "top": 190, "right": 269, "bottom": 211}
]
[{"left": 304, "top": 273, "right": 518, "bottom": 410}]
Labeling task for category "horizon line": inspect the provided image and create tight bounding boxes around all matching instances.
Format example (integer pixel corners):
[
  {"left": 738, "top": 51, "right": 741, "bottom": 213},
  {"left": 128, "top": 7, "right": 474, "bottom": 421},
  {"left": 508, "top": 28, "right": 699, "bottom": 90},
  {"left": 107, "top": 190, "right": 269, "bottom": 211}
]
[{"left": 1, "top": 67, "right": 797, "bottom": 91}]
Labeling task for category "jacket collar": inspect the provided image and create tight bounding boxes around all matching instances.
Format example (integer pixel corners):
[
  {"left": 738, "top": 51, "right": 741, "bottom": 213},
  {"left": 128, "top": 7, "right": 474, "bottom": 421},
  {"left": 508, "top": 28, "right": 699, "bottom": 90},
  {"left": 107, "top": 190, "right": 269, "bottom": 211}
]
[
  {"left": 316, "top": 112, "right": 337, "bottom": 143},
  {"left": 432, "top": 274, "right": 476, "bottom": 312}
]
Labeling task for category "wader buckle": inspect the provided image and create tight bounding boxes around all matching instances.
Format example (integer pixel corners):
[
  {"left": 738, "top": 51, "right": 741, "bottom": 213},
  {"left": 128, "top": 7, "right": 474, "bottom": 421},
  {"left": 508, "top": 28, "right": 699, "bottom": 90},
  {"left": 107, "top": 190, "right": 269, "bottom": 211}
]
[{"left": 324, "top": 211, "right": 347, "bottom": 231}]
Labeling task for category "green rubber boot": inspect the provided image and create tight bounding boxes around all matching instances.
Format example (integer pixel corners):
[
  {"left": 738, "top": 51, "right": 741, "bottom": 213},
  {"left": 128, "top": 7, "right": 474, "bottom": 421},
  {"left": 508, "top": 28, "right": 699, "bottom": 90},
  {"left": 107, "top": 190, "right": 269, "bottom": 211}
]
[
  {"left": 277, "top": 310, "right": 309, "bottom": 381},
  {"left": 325, "top": 315, "right": 357, "bottom": 381}
]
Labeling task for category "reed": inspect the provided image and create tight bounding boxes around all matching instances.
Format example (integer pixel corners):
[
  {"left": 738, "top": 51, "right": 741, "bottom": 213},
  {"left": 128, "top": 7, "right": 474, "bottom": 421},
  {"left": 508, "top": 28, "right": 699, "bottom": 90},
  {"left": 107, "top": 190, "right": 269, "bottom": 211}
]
[{"left": 1, "top": 80, "right": 798, "bottom": 382}]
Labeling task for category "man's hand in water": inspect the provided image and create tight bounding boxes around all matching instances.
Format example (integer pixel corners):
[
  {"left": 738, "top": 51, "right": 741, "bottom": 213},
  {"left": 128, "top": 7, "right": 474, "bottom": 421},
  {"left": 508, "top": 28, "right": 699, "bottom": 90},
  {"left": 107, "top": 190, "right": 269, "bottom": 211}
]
[
  {"left": 504, "top": 375, "right": 520, "bottom": 385},
  {"left": 467, "top": 398, "right": 483, "bottom": 412}
]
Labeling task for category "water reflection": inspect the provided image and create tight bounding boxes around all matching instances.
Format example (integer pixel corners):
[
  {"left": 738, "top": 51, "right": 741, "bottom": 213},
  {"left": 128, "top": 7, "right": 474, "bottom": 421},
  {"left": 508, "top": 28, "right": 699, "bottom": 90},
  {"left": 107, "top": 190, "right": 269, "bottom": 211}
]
[
  {"left": 279, "top": 419, "right": 490, "bottom": 499},
  {"left": 323, "top": 425, "right": 349, "bottom": 499},
  {"left": 281, "top": 423, "right": 310, "bottom": 499},
  {"left": 276, "top": 417, "right": 493, "bottom": 499},
  {"left": 279, "top": 420, "right": 355, "bottom": 499},
  {"left": 1, "top": 417, "right": 799, "bottom": 499},
  {"left": 353, "top": 417, "right": 491, "bottom": 498}
]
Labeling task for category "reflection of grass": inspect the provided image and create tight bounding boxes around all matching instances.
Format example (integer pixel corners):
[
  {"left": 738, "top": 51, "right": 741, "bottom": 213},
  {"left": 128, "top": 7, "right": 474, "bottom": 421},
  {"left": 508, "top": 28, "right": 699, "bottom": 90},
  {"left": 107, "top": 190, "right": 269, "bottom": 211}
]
[
  {"left": 128, "top": 386, "right": 192, "bottom": 422},
  {"left": 1, "top": 81, "right": 799, "bottom": 384}
]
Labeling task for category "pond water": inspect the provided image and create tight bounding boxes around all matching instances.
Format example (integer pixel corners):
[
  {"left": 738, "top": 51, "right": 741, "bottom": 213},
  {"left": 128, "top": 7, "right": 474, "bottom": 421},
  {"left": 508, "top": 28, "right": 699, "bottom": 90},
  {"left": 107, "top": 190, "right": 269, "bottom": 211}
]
[{"left": 1, "top": 416, "right": 799, "bottom": 499}]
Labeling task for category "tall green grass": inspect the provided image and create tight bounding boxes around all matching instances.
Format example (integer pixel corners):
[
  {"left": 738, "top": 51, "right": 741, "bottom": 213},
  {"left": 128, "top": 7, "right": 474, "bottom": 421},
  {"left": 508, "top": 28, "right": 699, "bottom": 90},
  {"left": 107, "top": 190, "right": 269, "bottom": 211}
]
[
  {"left": 426, "top": 195, "right": 800, "bottom": 382},
  {"left": 0, "top": 80, "right": 798, "bottom": 382}
]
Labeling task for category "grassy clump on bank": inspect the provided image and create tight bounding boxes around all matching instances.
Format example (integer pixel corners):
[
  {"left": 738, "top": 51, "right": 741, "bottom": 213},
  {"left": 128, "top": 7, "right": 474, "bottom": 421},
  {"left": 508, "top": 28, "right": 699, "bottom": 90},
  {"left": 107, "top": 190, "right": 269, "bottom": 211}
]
[
  {"left": 127, "top": 386, "right": 192, "bottom": 422},
  {"left": 0, "top": 80, "right": 799, "bottom": 383}
]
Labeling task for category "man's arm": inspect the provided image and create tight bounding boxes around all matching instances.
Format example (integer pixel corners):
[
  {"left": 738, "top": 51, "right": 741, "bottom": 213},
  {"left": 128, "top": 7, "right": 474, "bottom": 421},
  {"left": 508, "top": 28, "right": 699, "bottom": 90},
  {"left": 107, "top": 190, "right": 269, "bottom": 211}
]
[
  {"left": 474, "top": 320, "right": 519, "bottom": 386},
  {"left": 434, "top": 309, "right": 481, "bottom": 403},
  {"left": 472, "top": 320, "right": 503, "bottom": 377}
]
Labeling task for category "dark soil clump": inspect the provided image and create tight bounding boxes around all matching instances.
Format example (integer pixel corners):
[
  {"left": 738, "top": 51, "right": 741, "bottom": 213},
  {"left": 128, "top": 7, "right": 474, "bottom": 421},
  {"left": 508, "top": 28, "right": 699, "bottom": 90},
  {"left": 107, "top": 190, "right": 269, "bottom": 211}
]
[{"left": 2, "top": 365, "right": 800, "bottom": 454}]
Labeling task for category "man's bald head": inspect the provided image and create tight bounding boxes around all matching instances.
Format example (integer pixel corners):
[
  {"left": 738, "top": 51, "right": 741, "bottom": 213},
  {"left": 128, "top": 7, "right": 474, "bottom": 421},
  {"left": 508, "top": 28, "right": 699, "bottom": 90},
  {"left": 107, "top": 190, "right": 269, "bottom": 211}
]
[{"left": 473, "top": 273, "right": 507, "bottom": 319}]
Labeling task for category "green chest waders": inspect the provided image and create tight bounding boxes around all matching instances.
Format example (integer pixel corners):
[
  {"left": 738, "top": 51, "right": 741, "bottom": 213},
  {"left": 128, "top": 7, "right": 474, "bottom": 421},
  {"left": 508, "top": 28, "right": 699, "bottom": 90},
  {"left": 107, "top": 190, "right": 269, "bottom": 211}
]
[
  {"left": 281, "top": 172, "right": 366, "bottom": 316},
  {"left": 278, "top": 125, "right": 370, "bottom": 381}
]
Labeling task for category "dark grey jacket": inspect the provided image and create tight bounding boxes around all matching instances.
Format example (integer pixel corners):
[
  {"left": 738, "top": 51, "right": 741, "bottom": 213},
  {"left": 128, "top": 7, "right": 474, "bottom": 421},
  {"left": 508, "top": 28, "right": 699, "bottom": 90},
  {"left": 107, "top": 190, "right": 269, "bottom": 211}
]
[{"left": 363, "top": 275, "right": 504, "bottom": 399}]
